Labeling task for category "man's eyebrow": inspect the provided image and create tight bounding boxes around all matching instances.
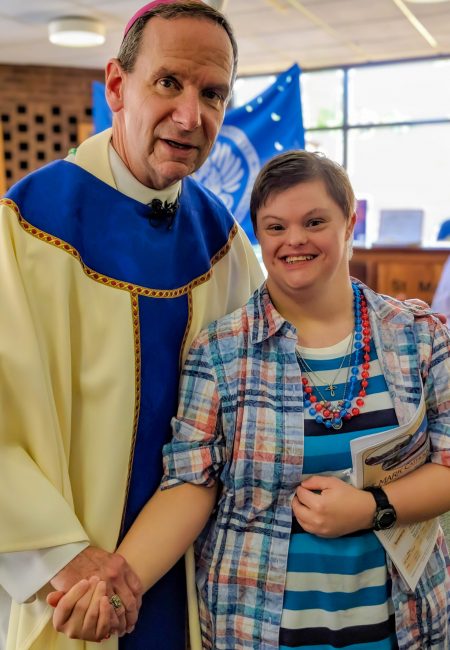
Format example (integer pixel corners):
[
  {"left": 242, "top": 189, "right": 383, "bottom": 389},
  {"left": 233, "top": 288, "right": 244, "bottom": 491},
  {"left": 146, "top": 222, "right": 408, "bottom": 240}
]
[
  {"left": 151, "top": 66, "right": 174, "bottom": 78},
  {"left": 206, "top": 82, "right": 231, "bottom": 97}
]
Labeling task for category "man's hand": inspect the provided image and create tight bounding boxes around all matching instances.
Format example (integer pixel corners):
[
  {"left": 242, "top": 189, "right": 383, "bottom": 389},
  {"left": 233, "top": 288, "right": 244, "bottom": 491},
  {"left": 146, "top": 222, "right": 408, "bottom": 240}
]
[{"left": 50, "top": 546, "right": 143, "bottom": 636}]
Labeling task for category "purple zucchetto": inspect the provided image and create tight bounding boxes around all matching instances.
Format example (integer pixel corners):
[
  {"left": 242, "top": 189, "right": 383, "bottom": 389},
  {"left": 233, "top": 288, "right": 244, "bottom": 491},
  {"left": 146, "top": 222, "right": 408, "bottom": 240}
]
[{"left": 123, "top": 0, "right": 204, "bottom": 38}]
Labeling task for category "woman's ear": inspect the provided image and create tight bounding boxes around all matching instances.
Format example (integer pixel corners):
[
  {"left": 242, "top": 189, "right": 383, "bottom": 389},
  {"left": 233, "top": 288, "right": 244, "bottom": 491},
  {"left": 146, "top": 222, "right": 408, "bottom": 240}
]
[
  {"left": 346, "top": 212, "right": 356, "bottom": 259},
  {"left": 346, "top": 212, "right": 357, "bottom": 241},
  {"left": 105, "top": 59, "right": 126, "bottom": 113}
]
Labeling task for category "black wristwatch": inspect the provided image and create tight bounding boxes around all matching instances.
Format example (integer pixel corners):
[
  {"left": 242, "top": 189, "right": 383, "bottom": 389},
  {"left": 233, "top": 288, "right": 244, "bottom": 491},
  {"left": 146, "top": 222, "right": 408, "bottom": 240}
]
[{"left": 364, "top": 486, "right": 397, "bottom": 531}]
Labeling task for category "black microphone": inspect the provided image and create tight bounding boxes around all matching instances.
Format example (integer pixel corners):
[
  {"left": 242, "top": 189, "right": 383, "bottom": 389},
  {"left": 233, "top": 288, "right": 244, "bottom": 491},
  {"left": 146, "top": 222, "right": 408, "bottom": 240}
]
[{"left": 145, "top": 197, "right": 179, "bottom": 230}]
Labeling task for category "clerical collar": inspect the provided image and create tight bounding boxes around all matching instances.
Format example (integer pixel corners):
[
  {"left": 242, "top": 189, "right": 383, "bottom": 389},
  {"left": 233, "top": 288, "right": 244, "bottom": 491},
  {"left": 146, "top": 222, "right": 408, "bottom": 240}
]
[{"left": 108, "top": 143, "right": 180, "bottom": 207}]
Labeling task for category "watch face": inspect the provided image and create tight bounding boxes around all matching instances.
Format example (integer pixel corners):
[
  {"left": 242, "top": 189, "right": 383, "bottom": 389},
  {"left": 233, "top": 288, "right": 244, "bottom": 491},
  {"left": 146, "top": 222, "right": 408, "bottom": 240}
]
[{"left": 375, "top": 508, "right": 396, "bottom": 530}]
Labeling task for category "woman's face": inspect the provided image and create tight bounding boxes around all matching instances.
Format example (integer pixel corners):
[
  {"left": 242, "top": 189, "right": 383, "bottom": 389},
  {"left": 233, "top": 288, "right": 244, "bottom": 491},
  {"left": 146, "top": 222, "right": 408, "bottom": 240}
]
[{"left": 256, "top": 179, "right": 355, "bottom": 301}]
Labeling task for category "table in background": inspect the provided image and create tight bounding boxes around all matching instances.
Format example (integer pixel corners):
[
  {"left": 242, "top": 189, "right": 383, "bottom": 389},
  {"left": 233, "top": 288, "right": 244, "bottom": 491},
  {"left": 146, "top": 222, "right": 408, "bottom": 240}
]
[{"left": 350, "top": 244, "right": 450, "bottom": 303}]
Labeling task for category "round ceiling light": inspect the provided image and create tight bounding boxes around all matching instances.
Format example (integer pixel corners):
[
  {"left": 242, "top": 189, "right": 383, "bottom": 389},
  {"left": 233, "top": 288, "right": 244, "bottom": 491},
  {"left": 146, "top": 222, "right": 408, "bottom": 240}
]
[{"left": 48, "top": 16, "right": 106, "bottom": 47}]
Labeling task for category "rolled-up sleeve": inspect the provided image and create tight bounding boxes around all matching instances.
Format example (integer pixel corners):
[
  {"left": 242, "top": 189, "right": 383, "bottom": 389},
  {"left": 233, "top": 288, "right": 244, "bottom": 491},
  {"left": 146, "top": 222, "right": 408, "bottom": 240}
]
[{"left": 162, "top": 335, "right": 226, "bottom": 489}]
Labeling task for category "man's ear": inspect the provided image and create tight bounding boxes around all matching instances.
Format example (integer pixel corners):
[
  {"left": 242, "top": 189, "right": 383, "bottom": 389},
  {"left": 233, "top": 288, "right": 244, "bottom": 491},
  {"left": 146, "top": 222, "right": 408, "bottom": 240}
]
[{"left": 105, "top": 59, "right": 126, "bottom": 113}]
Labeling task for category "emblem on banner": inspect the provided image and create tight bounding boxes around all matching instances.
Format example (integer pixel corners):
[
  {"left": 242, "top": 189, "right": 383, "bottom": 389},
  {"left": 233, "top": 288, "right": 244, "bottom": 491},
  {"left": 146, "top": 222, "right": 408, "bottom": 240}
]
[{"left": 195, "top": 125, "right": 260, "bottom": 224}]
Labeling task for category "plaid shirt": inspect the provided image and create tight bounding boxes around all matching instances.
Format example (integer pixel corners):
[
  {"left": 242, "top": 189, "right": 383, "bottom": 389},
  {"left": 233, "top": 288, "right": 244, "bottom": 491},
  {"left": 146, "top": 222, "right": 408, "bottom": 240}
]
[{"left": 162, "top": 282, "right": 450, "bottom": 650}]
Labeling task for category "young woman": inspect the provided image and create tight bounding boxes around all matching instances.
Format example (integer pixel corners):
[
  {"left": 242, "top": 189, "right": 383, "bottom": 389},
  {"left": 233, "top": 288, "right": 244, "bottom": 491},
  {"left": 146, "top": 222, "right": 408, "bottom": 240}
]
[{"left": 50, "top": 152, "right": 450, "bottom": 649}]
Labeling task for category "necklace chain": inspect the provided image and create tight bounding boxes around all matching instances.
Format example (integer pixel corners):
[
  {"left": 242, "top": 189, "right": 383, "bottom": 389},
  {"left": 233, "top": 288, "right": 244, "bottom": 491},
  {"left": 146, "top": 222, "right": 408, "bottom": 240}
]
[
  {"left": 296, "top": 284, "right": 372, "bottom": 430},
  {"left": 296, "top": 331, "right": 354, "bottom": 399}
]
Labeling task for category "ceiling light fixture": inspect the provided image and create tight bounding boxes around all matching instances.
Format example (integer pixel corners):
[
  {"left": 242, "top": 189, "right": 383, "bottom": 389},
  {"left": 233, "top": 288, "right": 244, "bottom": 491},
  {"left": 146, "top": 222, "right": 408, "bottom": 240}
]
[
  {"left": 392, "top": 0, "right": 438, "bottom": 47},
  {"left": 48, "top": 16, "right": 106, "bottom": 47}
]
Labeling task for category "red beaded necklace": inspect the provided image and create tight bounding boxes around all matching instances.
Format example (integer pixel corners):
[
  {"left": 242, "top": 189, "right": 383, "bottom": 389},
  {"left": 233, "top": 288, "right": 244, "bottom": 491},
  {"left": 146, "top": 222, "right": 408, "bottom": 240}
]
[{"left": 296, "top": 284, "right": 372, "bottom": 430}]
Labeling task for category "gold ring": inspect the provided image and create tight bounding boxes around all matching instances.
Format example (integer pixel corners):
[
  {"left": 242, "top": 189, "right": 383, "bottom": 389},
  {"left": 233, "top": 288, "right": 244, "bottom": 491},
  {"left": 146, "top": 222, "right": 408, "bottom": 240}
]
[{"left": 109, "top": 594, "right": 123, "bottom": 610}]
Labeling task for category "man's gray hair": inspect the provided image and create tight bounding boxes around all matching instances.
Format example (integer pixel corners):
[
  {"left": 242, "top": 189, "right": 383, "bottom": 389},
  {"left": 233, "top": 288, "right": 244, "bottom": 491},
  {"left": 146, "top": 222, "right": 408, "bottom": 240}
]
[{"left": 118, "top": 1, "right": 238, "bottom": 83}]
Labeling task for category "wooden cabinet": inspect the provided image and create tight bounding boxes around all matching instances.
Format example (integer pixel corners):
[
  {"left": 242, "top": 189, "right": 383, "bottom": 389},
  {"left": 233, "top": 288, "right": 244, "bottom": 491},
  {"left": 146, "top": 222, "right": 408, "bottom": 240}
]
[
  {"left": 350, "top": 245, "right": 450, "bottom": 304},
  {"left": 0, "top": 125, "right": 5, "bottom": 196}
]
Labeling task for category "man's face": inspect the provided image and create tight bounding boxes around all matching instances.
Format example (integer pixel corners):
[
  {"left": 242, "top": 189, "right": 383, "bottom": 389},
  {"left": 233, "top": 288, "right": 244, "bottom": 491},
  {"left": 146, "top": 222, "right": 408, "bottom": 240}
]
[{"left": 106, "top": 16, "right": 234, "bottom": 190}]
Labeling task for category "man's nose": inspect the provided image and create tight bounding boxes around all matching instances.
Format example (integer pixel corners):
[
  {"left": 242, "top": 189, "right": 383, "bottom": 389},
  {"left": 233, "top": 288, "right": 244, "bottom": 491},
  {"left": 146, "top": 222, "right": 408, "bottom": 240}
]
[{"left": 172, "top": 91, "right": 201, "bottom": 131}]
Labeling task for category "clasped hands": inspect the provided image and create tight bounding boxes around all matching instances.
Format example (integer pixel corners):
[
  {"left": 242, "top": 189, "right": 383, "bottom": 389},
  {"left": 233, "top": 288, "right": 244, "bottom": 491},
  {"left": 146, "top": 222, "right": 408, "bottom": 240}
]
[{"left": 47, "top": 546, "right": 143, "bottom": 642}]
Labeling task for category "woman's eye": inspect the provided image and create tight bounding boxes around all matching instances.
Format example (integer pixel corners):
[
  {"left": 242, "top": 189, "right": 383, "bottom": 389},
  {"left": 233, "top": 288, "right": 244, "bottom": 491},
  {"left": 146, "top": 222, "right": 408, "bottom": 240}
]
[{"left": 307, "top": 219, "right": 324, "bottom": 228}]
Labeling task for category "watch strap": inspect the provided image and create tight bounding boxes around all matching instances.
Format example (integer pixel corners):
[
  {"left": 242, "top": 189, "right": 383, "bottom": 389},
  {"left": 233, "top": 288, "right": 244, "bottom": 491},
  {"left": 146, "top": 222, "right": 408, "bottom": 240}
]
[
  {"left": 364, "top": 485, "right": 397, "bottom": 531},
  {"left": 364, "top": 486, "right": 390, "bottom": 509}
]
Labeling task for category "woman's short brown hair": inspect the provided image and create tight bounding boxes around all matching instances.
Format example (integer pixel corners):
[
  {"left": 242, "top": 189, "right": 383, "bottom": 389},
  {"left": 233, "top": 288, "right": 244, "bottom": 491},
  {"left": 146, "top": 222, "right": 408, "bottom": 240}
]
[{"left": 250, "top": 150, "right": 356, "bottom": 233}]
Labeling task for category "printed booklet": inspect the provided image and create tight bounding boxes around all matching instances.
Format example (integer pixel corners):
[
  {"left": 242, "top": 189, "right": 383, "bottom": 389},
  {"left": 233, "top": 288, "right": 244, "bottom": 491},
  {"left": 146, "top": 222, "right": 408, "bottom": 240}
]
[{"left": 350, "top": 393, "right": 438, "bottom": 590}]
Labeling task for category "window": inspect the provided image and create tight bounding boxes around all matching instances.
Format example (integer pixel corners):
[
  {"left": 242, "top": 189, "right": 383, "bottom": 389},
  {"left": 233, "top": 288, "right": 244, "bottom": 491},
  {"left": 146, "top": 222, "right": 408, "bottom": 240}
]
[
  {"left": 347, "top": 59, "right": 450, "bottom": 242},
  {"left": 348, "top": 123, "right": 450, "bottom": 242},
  {"left": 234, "top": 57, "right": 450, "bottom": 245},
  {"left": 305, "top": 129, "right": 344, "bottom": 165},
  {"left": 348, "top": 59, "right": 450, "bottom": 125},
  {"left": 301, "top": 69, "right": 343, "bottom": 129},
  {"left": 232, "top": 75, "right": 276, "bottom": 107}
]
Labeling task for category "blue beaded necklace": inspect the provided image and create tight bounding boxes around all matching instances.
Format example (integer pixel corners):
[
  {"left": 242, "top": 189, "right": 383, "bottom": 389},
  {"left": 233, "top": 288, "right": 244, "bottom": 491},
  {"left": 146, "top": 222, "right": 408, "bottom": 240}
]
[{"left": 296, "top": 283, "right": 372, "bottom": 430}]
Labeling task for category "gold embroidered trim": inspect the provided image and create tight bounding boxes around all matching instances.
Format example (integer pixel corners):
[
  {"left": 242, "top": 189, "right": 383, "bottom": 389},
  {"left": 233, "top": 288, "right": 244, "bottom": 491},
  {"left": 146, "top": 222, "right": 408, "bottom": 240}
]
[
  {"left": 179, "top": 288, "right": 193, "bottom": 369},
  {"left": 2, "top": 198, "right": 238, "bottom": 296},
  {"left": 120, "top": 291, "right": 141, "bottom": 536}
]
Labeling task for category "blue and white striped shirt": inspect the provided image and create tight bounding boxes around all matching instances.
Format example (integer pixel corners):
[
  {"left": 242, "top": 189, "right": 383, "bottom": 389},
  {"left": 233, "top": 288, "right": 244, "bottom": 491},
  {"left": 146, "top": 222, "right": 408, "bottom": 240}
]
[{"left": 279, "top": 338, "right": 398, "bottom": 649}]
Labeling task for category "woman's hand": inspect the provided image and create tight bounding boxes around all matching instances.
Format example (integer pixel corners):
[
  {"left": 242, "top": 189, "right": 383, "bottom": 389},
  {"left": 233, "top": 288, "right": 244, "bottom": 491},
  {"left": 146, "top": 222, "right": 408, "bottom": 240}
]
[
  {"left": 47, "top": 576, "right": 115, "bottom": 642},
  {"left": 292, "top": 475, "right": 375, "bottom": 537}
]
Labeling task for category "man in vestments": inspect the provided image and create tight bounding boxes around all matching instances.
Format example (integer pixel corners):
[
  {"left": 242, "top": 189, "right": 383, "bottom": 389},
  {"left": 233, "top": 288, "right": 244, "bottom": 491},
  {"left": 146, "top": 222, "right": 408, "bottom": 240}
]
[{"left": 0, "top": 2, "right": 263, "bottom": 649}]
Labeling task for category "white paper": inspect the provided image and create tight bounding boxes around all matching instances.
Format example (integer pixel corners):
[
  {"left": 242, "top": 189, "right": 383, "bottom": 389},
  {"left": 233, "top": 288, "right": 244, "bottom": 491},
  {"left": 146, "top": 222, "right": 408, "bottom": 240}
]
[
  {"left": 350, "top": 392, "right": 438, "bottom": 590},
  {"left": 375, "top": 518, "right": 439, "bottom": 591}
]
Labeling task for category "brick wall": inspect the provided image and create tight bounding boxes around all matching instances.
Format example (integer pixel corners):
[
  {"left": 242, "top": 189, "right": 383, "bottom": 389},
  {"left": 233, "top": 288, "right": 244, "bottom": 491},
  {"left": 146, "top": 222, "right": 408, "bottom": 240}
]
[{"left": 0, "top": 64, "right": 104, "bottom": 190}]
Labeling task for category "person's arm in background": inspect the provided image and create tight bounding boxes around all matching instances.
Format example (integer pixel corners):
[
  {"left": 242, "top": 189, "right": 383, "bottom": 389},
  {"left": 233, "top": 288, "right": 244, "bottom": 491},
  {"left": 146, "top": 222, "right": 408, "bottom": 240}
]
[{"left": 431, "top": 257, "right": 450, "bottom": 324}]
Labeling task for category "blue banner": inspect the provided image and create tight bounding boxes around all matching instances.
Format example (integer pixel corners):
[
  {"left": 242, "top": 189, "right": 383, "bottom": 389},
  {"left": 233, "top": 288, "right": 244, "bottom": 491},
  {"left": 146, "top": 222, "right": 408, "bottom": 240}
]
[
  {"left": 91, "top": 63, "right": 304, "bottom": 242},
  {"left": 92, "top": 81, "right": 113, "bottom": 134},
  {"left": 196, "top": 64, "right": 304, "bottom": 242}
]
